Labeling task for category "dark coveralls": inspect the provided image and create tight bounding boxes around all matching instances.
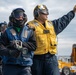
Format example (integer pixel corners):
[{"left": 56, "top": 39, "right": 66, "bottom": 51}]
[
  {"left": 31, "top": 11, "right": 75, "bottom": 75},
  {"left": 0, "top": 25, "right": 36, "bottom": 75}
]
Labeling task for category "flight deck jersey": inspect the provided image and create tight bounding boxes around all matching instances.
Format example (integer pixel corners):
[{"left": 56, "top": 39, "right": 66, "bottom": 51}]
[{"left": 28, "top": 20, "right": 57, "bottom": 55}]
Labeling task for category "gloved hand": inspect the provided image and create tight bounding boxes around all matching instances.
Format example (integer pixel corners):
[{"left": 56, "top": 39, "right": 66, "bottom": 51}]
[
  {"left": 12, "top": 40, "right": 28, "bottom": 55},
  {"left": 0, "top": 44, "right": 20, "bottom": 58},
  {"left": 9, "top": 40, "right": 28, "bottom": 57},
  {"left": 9, "top": 49, "right": 20, "bottom": 58}
]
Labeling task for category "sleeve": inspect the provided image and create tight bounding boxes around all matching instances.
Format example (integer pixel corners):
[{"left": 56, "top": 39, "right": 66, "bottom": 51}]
[
  {"left": 0, "top": 31, "right": 10, "bottom": 56},
  {"left": 0, "top": 31, "right": 20, "bottom": 57},
  {"left": 52, "top": 10, "right": 75, "bottom": 35},
  {"left": 22, "top": 29, "right": 37, "bottom": 51}
]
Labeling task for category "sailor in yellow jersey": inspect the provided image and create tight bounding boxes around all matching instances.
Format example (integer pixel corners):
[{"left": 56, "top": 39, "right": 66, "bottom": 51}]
[{"left": 27, "top": 4, "right": 76, "bottom": 75}]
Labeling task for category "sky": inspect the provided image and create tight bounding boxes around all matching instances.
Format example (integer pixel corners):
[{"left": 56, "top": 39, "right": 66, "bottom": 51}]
[{"left": 0, "top": 0, "right": 76, "bottom": 56}]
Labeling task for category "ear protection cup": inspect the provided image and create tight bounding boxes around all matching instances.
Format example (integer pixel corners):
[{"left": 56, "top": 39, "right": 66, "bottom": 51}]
[
  {"left": 33, "top": 6, "right": 39, "bottom": 18},
  {"left": 34, "top": 8, "right": 39, "bottom": 17}
]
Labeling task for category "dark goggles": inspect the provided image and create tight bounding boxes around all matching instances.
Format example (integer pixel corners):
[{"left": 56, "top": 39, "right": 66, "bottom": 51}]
[
  {"left": 14, "top": 11, "right": 24, "bottom": 18},
  {"left": 39, "top": 9, "right": 49, "bottom": 15}
]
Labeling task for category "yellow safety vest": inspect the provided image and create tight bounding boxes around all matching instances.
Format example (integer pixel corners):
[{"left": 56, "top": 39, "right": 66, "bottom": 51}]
[{"left": 28, "top": 20, "right": 57, "bottom": 55}]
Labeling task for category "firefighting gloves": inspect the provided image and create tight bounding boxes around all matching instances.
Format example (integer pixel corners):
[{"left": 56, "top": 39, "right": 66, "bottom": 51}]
[
  {"left": 0, "top": 45, "right": 20, "bottom": 58},
  {"left": 9, "top": 49, "right": 20, "bottom": 58},
  {"left": 13, "top": 40, "right": 28, "bottom": 56},
  {"left": 10, "top": 40, "right": 28, "bottom": 56},
  {"left": 0, "top": 40, "right": 28, "bottom": 58}
]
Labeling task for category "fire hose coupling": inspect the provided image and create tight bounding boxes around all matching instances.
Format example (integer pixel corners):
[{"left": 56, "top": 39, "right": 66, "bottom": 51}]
[
  {"left": 10, "top": 40, "right": 28, "bottom": 55},
  {"left": 14, "top": 40, "right": 22, "bottom": 50}
]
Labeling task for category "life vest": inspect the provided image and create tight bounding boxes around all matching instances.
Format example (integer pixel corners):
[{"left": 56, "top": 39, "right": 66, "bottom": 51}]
[
  {"left": 2, "top": 26, "right": 34, "bottom": 66},
  {"left": 28, "top": 20, "right": 57, "bottom": 55}
]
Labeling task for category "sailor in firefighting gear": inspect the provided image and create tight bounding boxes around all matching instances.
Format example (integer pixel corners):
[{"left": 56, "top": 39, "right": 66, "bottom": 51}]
[
  {"left": 0, "top": 21, "right": 7, "bottom": 75},
  {"left": 0, "top": 8, "right": 36, "bottom": 75},
  {"left": 0, "top": 21, "right": 7, "bottom": 36},
  {"left": 27, "top": 4, "right": 76, "bottom": 75}
]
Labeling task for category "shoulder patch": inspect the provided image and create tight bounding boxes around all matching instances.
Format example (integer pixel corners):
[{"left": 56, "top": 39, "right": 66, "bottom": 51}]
[
  {"left": 10, "top": 29, "right": 16, "bottom": 36},
  {"left": 22, "top": 30, "right": 28, "bottom": 38}
]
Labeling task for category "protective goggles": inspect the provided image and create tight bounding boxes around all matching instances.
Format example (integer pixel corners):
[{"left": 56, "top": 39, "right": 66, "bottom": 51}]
[{"left": 13, "top": 11, "right": 24, "bottom": 18}]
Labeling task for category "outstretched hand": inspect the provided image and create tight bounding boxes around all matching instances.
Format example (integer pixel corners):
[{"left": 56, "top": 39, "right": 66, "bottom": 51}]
[{"left": 73, "top": 5, "right": 76, "bottom": 13}]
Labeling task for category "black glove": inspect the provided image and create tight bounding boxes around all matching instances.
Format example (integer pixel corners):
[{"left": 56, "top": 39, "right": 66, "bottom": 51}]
[
  {"left": 0, "top": 45, "right": 20, "bottom": 58},
  {"left": 8, "top": 49, "right": 20, "bottom": 58},
  {"left": 8, "top": 40, "right": 28, "bottom": 57}
]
